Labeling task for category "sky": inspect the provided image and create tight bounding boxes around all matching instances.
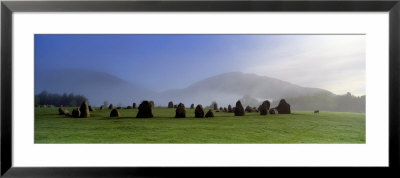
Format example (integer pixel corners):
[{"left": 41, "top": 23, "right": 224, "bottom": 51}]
[{"left": 35, "top": 34, "right": 365, "bottom": 95}]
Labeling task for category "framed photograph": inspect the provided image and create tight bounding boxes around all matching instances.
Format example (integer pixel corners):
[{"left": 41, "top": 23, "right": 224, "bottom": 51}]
[{"left": 1, "top": 0, "right": 399, "bottom": 177}]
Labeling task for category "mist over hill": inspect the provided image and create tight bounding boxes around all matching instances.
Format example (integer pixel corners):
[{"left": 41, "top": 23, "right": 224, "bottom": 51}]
[
  {"left": 271, "top": 92, "right": 366, "bottom": 113},
  {"left": 35, "top": 69, "right": 337, "bottom": 108},
  {"left": 35, "top": 69, "right": 155, "bottom": 106},
  {"left": 157, "top": 72, "right": 333, "bottom": 107}
]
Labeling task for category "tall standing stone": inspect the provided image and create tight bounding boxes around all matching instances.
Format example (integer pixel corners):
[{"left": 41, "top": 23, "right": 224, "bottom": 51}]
[
  {"left": 228, "top": 105, "right": 233, "bottom": 112},
  {"left": 190, "top": 104, "right": 194, "bottom": 109},
  {"left": 259, "top": 100, "right": 271, "bottom": 115},
  {"left": 213, "top": 103, "right": 218, "bottom": 110},
  {"left": 149, "top": 101, "right": 155, "bottom": 108},
  {"left": 275, "top": 99, "right": 291, "bottom": 114},
  {"left": 132, "top": 103, "right": 137, "bottom": 109},
  {"left": 234, "top": 100, "right": 245, "bottom": 116},
  {"left": 72, "top": 108, "right": 81, "bottom": 118},
  {"left": 80, "top": 101, "right": 90, "bottom": 118},
  {"left": 175, "top": 103, "right": 186, "bottom": 118},
  {"left": 168, "top": 101, "right": 174, "bottom": 108},
  {"left": 108, "top": 104, "right": 113, "bottom": 109},
  {"left": 136, "top": 101, "right": 154, "bottom": 118},
  {"left": 195, "top": 104, "right": 204, "bottom": 118}
]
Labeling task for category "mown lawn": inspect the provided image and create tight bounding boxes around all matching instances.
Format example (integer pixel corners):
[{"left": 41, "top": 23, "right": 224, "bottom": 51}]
[{"left": 34, "top": 107, "right": 365, "bottom": 144}]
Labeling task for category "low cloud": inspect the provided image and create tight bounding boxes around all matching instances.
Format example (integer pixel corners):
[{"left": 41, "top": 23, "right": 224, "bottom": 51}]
[{"left": 242, "top": 35, "right": 365, "bottom": 95}]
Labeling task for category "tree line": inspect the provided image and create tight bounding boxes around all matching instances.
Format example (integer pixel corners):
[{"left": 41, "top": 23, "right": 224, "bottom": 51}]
[
  {"left": 35, "top": 91, "right": 88, "bottom": 107},
  {"left": 271, "top": 92, "right": 365, "bottom": 113},
  {"left": 208, "top": 92, "right": 365, "bottom": 113}
]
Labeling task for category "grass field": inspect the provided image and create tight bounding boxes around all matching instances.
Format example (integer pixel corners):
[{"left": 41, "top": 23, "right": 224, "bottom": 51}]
[{"left": 34, "top": 107, "right": 365, "bottom": 144}]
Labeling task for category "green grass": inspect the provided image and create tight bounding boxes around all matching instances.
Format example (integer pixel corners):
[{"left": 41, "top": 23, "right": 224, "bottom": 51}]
[{"left": 34, "top": 107, "right": 365, "bottom": 144}]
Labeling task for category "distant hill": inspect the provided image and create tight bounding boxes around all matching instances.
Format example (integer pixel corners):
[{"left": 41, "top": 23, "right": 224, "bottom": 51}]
[
  {"left": 36, "top": 70, "right": 346, "bottom": 110},
  {"left": 157, "top": 72, "right": 333, "bottom": 107},
  {"left": 35, "top": 69, "right": 155, "bottom": 106}
]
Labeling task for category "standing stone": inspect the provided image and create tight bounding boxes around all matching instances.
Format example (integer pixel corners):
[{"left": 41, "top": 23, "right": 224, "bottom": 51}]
[
  {"left": 174, "top": 104, "right": 177, "bottom": 108},
  {"left": 253, "top": 107, "right": 258, "bottom": 112},
  {"left": 269, "top": 108, "right": 279, "bottom": 114},
  {"left": 133, "top": 103, "right": 137, "bottom": 109},
  {"left": 58, "top": 107, "right": 66, "bottom": 115},
  {"left": 110, "top": 109, "right": 120, "bottom": 117},
  {"left": 259, "top": 100, "right": 271, "bottom": 115},
  {"left": 195, "top": 104, "right": 204, "bottom": 118},
  {"left": 100, "top": 105, "right": 104, "bottom": 110},
  {"left": 79, "top": 101, "right": 90, "bottom": 118},
  {"left": 190, "top": 104, "right": 194, "bottom": 109},
  {"left": 234, "top": 100, "right": 245, "bottom": 116},
  {"left": 72, "top": 108, "right": 81, "bottom": 118},
  {"left": 136, "top": 101, "right": 154, "bottom": 118},
  {"left": 245, "top": 105, "right": 252, "bottom": 112},
  {"left": 149, "top": 101, "right": 154, "bottom": 108},
  {"left": 117, "top": 106, "right": 122, "bottom": 109},
  {"left": 219, "top": 107, "right": 223, "bottom": 111},
  {"left": 275, "top": 99, "right": 291, "bottom": 114},
  {"left": 127, "top": 106, "right": 132, "bottom": 109},
  {"left": 64, "top": 110, "right": 71, "bottom": 117},
  {"left": 205, "top": 109, "right": 214, "bottom": 118},
  {"left": 228, "top": 105, "right": 233, "bottom": 112},
  {"left": 213, "top": 103, "right": 218, "bottom": 110},
  {"left": 223, "top": 107, "right": 227, "bottom": 112},
  {"left": 175, "top": 103, "right": 186, "bottom": 118},
  {"left": 89, "top": 105, "right": 95, "bottom": 112},
  {"left": 108, "top": 104, "right": 114, "bottom": 109},
  {"left": 168, "top": 101, "right": 174, "bottom": 108}
]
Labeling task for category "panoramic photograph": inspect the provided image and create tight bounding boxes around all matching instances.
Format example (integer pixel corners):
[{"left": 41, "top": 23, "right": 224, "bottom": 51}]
[{"left": 34, "top": 34, "right": 365, "bottom": 144}]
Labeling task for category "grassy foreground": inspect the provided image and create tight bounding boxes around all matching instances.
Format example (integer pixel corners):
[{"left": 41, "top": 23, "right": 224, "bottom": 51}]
[{"left": 34, "top": 107, "right": 365, "bottom": 144}]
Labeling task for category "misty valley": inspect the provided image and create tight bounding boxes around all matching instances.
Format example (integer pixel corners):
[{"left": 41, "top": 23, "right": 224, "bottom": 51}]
[
  {"left": 35, "top": 70, "right": 365, "bottom": 113},
  {"left": 34, "top": 34, "right": 365, "bottom": 144}
]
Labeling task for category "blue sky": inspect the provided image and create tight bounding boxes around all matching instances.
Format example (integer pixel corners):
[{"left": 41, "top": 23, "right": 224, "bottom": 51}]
[{"left": 35, "top": 34, "right": 365, "bottom": 95}]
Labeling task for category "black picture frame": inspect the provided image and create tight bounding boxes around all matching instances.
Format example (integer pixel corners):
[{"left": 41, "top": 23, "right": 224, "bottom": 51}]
[{"left": 1, "top": 0, "right": 399, "bottom": 177}]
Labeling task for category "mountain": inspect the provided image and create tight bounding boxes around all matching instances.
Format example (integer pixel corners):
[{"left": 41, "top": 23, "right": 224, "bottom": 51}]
[
  {"left": 35, "top": 70, "right": 334, "bottom": 108},
  {"left": 35, "top": 69, "right": 155, "bottom": 106},
  {"left": 157, "top": 72, "right": 333, "bottom": 107}
]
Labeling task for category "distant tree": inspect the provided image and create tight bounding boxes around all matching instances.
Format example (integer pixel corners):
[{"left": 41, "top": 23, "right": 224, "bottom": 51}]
[
  {"left": 270, "top": 92, "right": 365, "bottom": 113},
  {"left": 35, "top": 91, "right": 88, "bottom": 107},
  {"left": 34, "top": 96, "right": 40, "bottom": 107},
  {"left": 69, "top": 100, "right": 77, "bottom": 107}
]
